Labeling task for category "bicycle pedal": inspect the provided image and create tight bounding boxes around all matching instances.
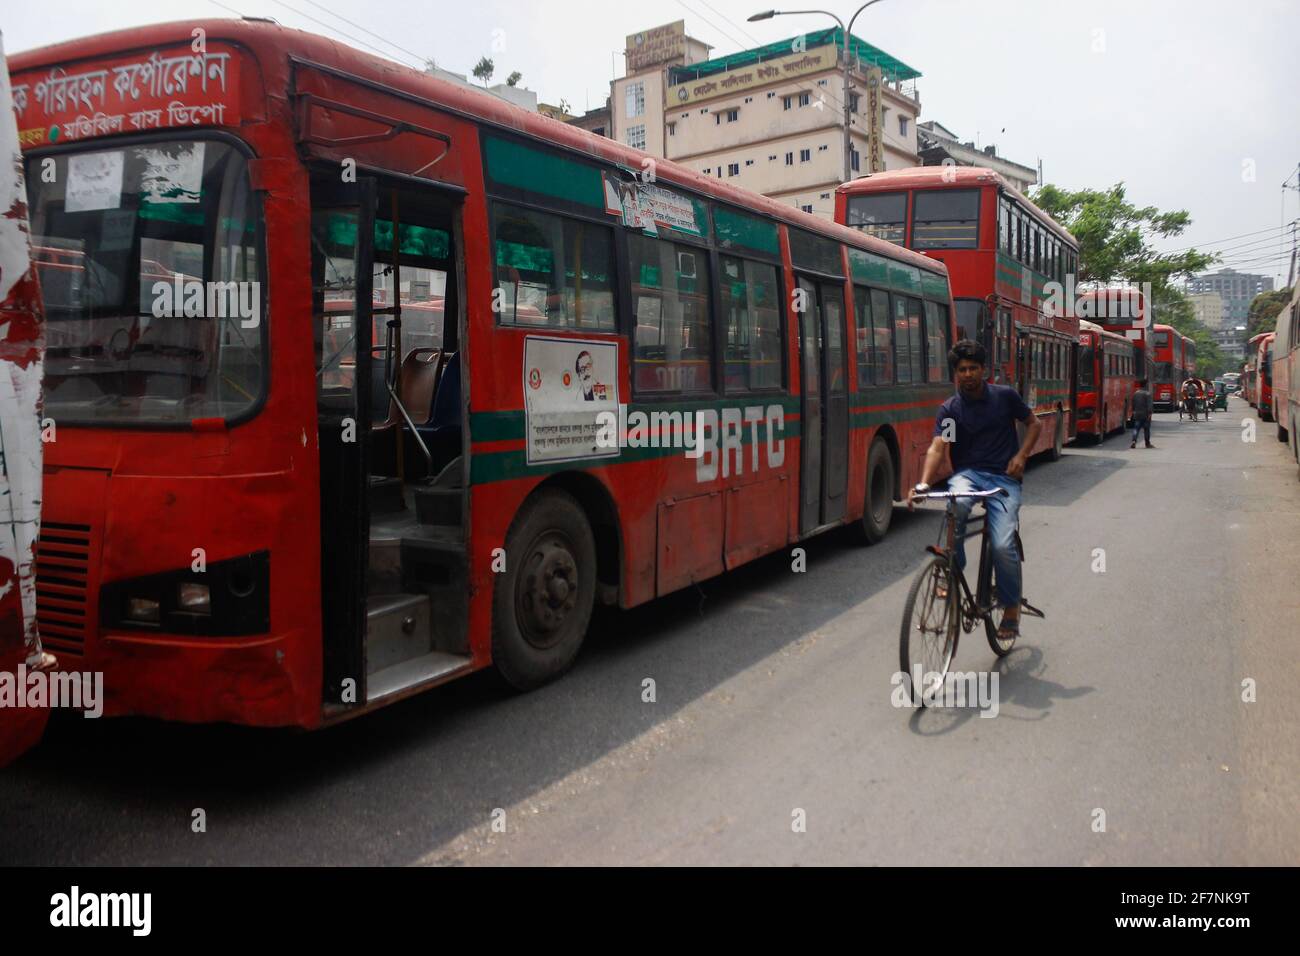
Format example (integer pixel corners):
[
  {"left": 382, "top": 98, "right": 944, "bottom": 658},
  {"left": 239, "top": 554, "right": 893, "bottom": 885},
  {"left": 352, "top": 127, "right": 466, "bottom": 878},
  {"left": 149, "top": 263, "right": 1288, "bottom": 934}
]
[{"left": 1019, "top": 598, "right": 1046, "bottom": 619}]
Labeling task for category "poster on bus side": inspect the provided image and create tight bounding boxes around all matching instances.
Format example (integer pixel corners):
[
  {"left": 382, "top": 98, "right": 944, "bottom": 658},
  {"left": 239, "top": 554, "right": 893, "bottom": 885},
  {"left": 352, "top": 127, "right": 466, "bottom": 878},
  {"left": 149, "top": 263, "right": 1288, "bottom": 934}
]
[{"left": 523, "top": 336, "right": 619, "bottom": 465}]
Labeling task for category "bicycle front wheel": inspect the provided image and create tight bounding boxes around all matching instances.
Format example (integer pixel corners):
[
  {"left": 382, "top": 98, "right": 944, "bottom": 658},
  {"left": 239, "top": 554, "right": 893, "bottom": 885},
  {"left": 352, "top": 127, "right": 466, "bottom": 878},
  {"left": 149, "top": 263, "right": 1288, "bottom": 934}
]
[{"left": 899, "top": 556, "right": 958, "bottom": 707}]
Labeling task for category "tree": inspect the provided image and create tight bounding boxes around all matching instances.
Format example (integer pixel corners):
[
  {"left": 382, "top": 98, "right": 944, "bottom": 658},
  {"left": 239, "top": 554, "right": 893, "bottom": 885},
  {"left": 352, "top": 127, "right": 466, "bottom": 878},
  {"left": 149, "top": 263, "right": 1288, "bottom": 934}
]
[
  {"left": 423, "top": 58, "right": 438, "bottom": 74},
  {"left": 1031, "top": 183, "right": 1216, "bottom": 290},
  {"left": 506, "top": 71, "right": 522, "bottom": 87},
  {"left": 1033, "top": 182, "right": 1224, "bottom": 375},
  {"left": 472, "top": 57, "right": 494, "bottom": 87},
  {"left": 558, "top": 98, "right": 572, "bottom": 114},
  {"left": 1246, "top": 288, "right": 1293, "bottom": 338}
]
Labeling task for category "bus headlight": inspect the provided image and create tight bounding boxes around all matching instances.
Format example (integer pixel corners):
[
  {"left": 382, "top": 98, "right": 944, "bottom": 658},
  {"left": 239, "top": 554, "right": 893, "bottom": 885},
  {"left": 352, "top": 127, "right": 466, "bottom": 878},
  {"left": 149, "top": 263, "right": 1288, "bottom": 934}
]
[
  {"left": 127, "top": 597, "right": 161, "bottom": 623},
  {"left": 178, "top": 583, "right": 211, "bottom": 613}
]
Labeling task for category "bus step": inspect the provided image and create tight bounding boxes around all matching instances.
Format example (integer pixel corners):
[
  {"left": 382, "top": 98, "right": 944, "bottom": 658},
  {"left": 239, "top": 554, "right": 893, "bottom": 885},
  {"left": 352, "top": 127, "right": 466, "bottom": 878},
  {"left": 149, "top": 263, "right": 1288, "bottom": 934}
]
[
  {"left": 368, "top": 534, "right": 404, "bottom": 595},
  {"left": 413, "top": 485, "right": 462, "bottom": 526},
  {"left": 401, "top": 533, "right": 469, "bottom": 655},
  {"left": 366, "top": 650, "right": 473, "bottom": 704},
  {"left": 366, "top": 592, "right": 433, "bottom": 673},
  {"left": 369, "top": 476, "right": 406, "bottom": 515}
]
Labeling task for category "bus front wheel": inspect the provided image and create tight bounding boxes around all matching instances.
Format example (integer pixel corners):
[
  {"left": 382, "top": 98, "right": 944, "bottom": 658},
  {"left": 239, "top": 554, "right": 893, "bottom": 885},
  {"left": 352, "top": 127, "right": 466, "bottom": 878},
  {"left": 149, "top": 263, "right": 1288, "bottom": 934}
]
[
  {"left": 1047, "top": 416, "right": 1064, "bottom": 461},
  {"left": 492, "top": 488, "right": 597, "bottom": 690},
  {"left": 857, "top": 437, "right": 896, "bottom": 545}
]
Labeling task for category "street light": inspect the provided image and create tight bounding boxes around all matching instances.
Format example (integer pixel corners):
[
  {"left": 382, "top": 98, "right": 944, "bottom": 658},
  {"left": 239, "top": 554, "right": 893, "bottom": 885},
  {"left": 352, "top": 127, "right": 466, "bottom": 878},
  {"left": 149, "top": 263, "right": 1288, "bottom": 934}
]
[{"left": 749, "top": 1, "right": 891, "bottom": 184}]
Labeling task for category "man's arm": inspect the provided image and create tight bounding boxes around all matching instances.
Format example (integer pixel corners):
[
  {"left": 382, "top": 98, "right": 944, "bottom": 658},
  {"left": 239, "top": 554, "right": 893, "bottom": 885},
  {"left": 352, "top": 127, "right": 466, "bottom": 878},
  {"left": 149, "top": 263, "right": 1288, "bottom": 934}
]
[
  {"left": 1007, "top": 413, "right": 1041, "bottom": 480},
  {"left": 910, "top": 436, "right": 951, "bottom": 508}
]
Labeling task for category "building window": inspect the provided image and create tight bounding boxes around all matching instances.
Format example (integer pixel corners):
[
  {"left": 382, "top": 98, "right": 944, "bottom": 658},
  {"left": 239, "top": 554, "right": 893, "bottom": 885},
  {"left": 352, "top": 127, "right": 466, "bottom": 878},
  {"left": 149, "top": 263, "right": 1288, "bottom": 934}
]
[
  {"left": 727, "top": 108, "right": 739, "bottom": 122},
  {"left": 767, "top": 91, "right": 776, "bottom": 99},
  {"left": 851, "top": 147, "right": 860, "bottom": 172},
  {"left": 768, "top": 155, "right": 777, "bottom": 161},
  {"left": 744, "top": 97, "right": 752, "bottom": 104},
  {"left": 667, "top": 122, "right": 676, "bottom": 136},
  {"left": 818, "top": 144, "right": 828, "bottom": 151},
  {"left": 783, "top": 95, "right": 793, "bottom": 110},
  {"left": 799, "top": 92, "right": 810, "bottom": 107},
  {"left": 745, "top": 159, "right": 755, "bottom": 166},
  {"left": 626, "top": 124, "right": 646, "bottom": 150},
  {"left": 625, "top": 81, "right": 645, "bottom": 119},
  {"left": 704, "top": 168, "right": 712, "bottom": 175},
  {"left": 786, "top": 152, "right": 794, "bottom": 165},
  {"left": 849, "top": 93, "right": 860, "bottom": 113},
  {"left": 801, "top": 204, "right": 813, "bottom": 214},
  {"left": 800, "top": 149, "right": 811, "bottom": 162},
  {"left": 819, "top": 192, "right": 830, "bottom": 200},
  {"left": 728, "top": 163, "right": 740, "bottom": 177},
  {"left": 898, "top": 116, "right": 909, "bottom": 137}
]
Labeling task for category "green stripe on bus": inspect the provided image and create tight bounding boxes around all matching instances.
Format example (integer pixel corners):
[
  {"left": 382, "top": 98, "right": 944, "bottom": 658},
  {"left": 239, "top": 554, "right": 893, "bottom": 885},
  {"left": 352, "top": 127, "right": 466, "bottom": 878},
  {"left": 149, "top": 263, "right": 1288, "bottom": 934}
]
[
  {"left": 921, "top": 272, "right": 949, "bottom": 300},
  {"left": 483, "top": 135, "right": 606, "bottom": 210}
]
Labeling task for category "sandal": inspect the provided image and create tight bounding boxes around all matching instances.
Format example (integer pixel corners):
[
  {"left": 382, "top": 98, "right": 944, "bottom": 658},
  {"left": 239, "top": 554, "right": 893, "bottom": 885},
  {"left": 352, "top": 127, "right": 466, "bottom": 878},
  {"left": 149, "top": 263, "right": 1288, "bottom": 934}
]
[{"left": 997, "top": 613, "right": 1020, "bottom": 641}]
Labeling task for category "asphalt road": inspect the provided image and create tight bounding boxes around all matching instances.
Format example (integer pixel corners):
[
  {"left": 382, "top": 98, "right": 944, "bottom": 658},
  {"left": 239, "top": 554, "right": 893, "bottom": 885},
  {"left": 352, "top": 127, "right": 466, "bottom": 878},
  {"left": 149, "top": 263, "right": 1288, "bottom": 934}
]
[{"left": 3, "top": 396, "right": 1298, "bottom": 865}]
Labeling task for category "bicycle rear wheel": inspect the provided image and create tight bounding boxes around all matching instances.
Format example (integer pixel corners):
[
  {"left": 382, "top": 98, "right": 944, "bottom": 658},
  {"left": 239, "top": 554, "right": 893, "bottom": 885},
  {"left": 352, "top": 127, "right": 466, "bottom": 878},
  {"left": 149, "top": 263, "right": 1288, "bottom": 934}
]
[{"left": 899, "top": 556, "right": 958, "bottom": 707}]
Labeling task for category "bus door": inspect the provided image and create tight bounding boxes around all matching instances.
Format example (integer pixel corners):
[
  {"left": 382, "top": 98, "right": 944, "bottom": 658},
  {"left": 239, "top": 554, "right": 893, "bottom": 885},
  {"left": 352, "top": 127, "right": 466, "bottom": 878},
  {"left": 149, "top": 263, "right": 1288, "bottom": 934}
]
[
  {"left": 311, "top": 175, "right": 378, "bottom": 708},
  {"left": 796, "top": 276, "right": 849, "bottom": 534}
]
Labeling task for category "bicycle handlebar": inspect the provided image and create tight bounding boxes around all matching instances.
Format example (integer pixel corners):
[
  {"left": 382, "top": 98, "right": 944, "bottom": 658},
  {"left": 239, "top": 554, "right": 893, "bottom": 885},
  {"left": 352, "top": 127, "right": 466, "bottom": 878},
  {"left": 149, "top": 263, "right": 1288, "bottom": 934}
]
[{"left": 914, "top": 488, "right": 1007, "bottom": 501}]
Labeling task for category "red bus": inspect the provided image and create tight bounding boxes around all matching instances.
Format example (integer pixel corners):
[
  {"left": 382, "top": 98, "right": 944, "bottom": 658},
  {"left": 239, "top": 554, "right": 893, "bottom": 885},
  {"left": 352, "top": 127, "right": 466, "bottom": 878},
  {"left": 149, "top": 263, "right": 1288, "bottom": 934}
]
[
  {"left": 1149, "top": 324, "right": 1184, "bottom": 410},
  {"left": 1075, "top": 320, "right": 1138, "bottom": 441},
  {"left": 1252, "top": 332, "right": 1276, "bottom": 422},
  {"left": 836, "top": 167, "right": 1079, "bottom": 460},
  {"left": 14, "top": 20, "right": 956, "bottom": 727},
  {"left": 1275, "top": 285, "right": 1299, "bottom": 462},
  {"left": 1075, "top": 288, "right": 1151, "bottom": 416},
  {"left": 1182, "top": 332, "right": 1196, "bottom": 380}
]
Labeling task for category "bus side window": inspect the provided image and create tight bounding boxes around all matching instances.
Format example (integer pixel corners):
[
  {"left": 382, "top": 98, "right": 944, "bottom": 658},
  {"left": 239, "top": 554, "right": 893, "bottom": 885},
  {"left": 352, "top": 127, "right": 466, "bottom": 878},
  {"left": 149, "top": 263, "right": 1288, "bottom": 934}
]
[
  {"left": 853, "top": 285, "right": 873, "bottom": 388},
  {"left": 630, "top": 233, "right": 713, "bottom": 395},
  {"left": 923, "top": 301, "right": 949, "bottom": 383},
  {"left": 870, "top": 289, "right": 893, "bottom": 384},
  {"left": 720, "top": 255, "right": 782, "bottom": 392}
]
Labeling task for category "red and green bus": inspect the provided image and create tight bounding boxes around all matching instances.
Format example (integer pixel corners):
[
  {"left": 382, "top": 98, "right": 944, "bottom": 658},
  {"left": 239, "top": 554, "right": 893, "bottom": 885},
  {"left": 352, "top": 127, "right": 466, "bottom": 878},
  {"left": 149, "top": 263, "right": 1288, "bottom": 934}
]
[
  {"left": 13, "top": 19, "right": 956, "bottom": 727},
  {"left": 1076, "top": 287, "right": 1152, "bottom": 406},
  {"left": 836, "top": 167, "right": 1079, "bottom": 460},
  {"left": 1075, "top": 320, "right": 1138, "bottom": 441}
]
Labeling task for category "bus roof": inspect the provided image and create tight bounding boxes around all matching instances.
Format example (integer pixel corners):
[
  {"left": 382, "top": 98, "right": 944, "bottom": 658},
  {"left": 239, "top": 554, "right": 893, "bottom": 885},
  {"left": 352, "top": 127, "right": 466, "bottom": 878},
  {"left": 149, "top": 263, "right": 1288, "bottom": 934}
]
[
  {"left": 12, "top": 18, "right": 949, "bottom": 280},
  {"left": 835, "top": 165, "right": 1077, "bottom": 247},
  {"left": 1079, "top": 319, "right": 1133, "bottom": 343}
]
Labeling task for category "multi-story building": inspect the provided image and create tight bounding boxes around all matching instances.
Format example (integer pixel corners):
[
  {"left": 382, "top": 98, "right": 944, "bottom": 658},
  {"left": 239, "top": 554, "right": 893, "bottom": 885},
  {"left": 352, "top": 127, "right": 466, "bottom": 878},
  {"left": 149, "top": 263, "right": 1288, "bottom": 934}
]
[
  {"left": 606, "top": 21, "right": 921, "bottom": 219},
  {"left": 1187, "top": 269, "right": 1274, "bottom": 326},
  {"left": 1188, "top": 291, "right": 1225, "bottom": 330},
  {"left": 916, "top": 121, "right": 1037, "bottom": 194},
  {"left": 1212, "top": 326, "right": 1248, "bottom": 364}
]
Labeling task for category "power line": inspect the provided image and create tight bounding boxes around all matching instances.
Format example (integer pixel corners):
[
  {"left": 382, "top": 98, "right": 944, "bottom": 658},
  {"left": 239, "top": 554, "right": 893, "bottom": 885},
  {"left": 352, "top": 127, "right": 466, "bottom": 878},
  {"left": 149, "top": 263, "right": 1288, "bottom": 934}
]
[
  {"left": 1160, "top": 222, "right": 1295, "bottom": 255},
  {"left": 267, "top": 0, "right": 422, "bottom": 68},
  {"left": 294, "top": 0, "right": 433, "bottom": 68}
]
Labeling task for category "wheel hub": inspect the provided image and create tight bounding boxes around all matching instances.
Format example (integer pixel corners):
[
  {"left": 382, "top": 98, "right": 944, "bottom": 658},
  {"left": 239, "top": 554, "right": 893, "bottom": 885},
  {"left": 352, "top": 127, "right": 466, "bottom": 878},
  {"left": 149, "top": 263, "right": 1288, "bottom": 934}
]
[{"left": 518, "top": 537, "right": 578, "bottom": 648}]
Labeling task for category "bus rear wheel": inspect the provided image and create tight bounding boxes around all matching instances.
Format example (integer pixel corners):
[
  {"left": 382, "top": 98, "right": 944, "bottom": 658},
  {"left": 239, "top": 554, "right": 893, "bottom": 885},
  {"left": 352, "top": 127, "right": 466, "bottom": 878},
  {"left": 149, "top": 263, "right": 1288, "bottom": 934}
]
[
  {"left": 1276, "top": 404, "right": 1287, "bottom": 442},
  {"left": 492, "top": 488, "right": 597, "bottom": 690},
  {"left": 858, "top": 438, "right": 896, "bottom": 545}
]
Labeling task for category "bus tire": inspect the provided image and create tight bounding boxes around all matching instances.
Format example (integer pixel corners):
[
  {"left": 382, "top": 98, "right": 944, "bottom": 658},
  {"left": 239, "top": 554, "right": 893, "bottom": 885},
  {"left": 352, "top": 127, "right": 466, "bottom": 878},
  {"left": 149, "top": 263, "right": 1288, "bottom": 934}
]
[
  {"left": 492, "top": 488, "right": 597, "bottom": 691},
  {"left": 1047, "top": 415, "right": 1064, "bottom": 461},
  {"left": 1097, "top": 406, "right": 1107, "bottom": 444},
  {"left": 857, "top": 438, "right": 895, "bottom": 545}
]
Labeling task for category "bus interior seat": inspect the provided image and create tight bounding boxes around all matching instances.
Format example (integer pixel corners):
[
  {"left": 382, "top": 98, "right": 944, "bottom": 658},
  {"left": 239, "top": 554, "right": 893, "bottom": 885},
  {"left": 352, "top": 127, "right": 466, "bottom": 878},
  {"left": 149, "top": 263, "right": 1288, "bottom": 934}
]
[{"left": 409, "top": 352, "right": 460, "bottom": 477}]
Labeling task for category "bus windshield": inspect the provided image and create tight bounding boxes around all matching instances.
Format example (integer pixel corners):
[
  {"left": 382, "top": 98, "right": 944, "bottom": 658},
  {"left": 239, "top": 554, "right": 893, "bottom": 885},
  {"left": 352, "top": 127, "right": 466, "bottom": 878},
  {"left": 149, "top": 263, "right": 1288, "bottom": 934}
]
[
  {"left": 845, "top": 192, "right": 906, "bottom": 245},
  {"left": 24, "top": 138, "right": 264, "bottom": 424},
  {"left": 911, "top": 189, "right": 979, "bottom": 250},
  {"left": 1078, "top": 346, "right": 1095, "bottom": 387},
  {"left": 1155, "top": 361, "right": 1173, "bottom": 383}
]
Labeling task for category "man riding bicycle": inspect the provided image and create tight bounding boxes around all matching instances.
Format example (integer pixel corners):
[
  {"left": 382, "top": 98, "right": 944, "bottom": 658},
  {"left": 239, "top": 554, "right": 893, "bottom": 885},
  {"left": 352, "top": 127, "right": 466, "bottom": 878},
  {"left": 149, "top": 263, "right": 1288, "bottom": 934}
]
[
  {"left": 1180, "top": 378, "right": 1202, "bottom": 421},
  {"left": 910, "top": 339, "right": 1042, "bottom": 643}
]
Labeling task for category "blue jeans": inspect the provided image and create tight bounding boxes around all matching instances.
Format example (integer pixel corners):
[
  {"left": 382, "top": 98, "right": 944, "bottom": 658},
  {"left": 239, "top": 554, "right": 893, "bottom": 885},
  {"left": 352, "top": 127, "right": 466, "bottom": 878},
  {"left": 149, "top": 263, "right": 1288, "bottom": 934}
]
[
  {"left": 947, "top": 469, "right": 1023, "bottom": 610},
  {"left": 1131, "top": 415, "right": 1150, "bottom": 444}
]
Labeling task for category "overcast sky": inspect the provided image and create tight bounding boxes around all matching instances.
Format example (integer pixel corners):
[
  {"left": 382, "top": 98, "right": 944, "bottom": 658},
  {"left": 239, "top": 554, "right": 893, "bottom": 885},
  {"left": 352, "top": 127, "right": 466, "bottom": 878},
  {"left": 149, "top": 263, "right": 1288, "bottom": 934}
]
[{"left": 6, "top": 0, "right": 1299, "bottom": 285}]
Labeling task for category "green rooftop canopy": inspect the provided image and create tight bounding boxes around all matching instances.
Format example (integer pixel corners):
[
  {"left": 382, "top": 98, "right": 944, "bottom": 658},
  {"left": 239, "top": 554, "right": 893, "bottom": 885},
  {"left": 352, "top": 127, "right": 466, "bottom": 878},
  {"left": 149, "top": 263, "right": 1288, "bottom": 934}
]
[{"left": 668, "top": 27, "right": 921, "bottom": 84}]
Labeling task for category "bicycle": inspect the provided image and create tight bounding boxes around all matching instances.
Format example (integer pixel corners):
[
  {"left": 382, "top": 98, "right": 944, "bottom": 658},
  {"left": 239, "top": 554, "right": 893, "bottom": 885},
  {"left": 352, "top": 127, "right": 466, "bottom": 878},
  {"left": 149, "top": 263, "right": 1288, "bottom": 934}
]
[{"left": 899, "top": 488, "right": 1045, "bottom": 706}]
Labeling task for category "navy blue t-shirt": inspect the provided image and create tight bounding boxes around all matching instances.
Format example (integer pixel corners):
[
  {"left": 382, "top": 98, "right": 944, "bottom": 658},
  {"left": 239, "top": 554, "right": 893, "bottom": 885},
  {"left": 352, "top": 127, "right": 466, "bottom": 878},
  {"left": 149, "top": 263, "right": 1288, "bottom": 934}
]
[{"left": 933, "top": 382, "right": 1033, "bottom": 476}]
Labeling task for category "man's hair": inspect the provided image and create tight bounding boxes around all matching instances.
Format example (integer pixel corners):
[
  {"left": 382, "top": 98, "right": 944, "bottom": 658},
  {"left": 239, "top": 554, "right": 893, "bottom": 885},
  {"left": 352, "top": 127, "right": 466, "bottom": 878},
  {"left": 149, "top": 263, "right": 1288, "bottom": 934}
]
[
  {"left": 949, "top": 338, "right": 987, "bottom": 369},
  {"left": 1137, "top": 378, "right": 1147, "bottom": 387}
]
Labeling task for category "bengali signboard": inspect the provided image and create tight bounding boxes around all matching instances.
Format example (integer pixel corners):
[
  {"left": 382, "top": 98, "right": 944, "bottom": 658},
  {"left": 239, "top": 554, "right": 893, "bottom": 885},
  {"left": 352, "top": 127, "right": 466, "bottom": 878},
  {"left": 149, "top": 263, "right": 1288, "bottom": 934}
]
[
  {"left": 626, "top": 21, "right": 687, "bottom": 73},
  {"left": 11, "top": 43, "right": 241, "bottom": 149},
  {"left": 670, "top": 47, "right": 835, "bottom": 107},
  {"left": 523, "top": 337, "right": 620, "bottom": 466},
  {"left": 602, "top": 174, "right": 702, "bottom": 237}
]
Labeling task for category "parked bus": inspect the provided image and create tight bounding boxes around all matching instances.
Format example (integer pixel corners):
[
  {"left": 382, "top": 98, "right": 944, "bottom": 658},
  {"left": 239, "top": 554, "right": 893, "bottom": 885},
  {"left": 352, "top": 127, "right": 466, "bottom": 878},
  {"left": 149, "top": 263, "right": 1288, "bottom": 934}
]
[
  {"left": 1252, "top": 332, "right": 1276, "bottom": 422},
  {"left": 1076, "top": 287, "right": 1151, "bottom": 418},
  {"left": 1149, "top": 324, "right": 1183, "bottom": 410},
  {"left": 1243, "top": 359, "right": 1256, "bottom": 406},
  {"left": 13, "top": 20, "right": 957, "bottom": 727},
  {"left": 836, "top": 167, "right": 1079, "bottom": 460},
  {"left": 1275, "top": 285, "right": 1300, "bottom": 465},
  {"left": 1075, "top": 320, "right": 1138, "bottom": 441}
]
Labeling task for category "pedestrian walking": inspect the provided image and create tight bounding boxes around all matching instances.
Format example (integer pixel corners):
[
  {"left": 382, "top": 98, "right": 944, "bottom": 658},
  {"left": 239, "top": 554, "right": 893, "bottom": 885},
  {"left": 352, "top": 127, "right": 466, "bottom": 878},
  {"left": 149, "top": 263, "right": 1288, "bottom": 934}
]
[{"left": 1131, "top": 379, "right": 1154, "bottom": 448}]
